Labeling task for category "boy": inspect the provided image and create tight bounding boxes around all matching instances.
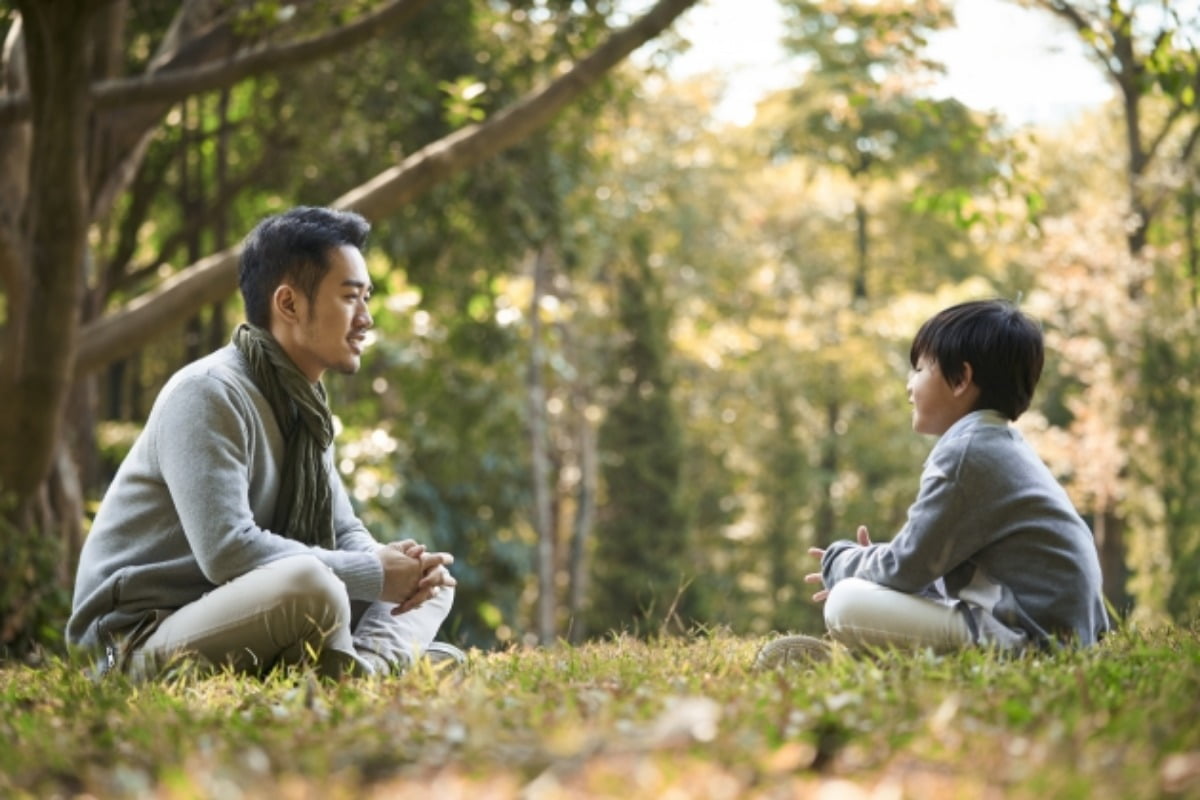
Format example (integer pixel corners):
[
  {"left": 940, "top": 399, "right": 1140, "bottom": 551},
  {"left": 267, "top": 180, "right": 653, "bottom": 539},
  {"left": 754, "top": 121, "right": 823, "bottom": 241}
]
[{"left": 759, "top": 299, "right": 1108, "bottom": 665}]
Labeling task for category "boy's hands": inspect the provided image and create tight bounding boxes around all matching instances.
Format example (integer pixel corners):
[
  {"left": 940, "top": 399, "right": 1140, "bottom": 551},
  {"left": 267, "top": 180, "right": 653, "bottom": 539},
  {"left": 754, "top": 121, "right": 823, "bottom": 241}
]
[
  {"left": 804, "top": 525, "right": 872, "bottom": 603},
  {"left": 375, "top": 539, "right": 457, "bottom": 614}
]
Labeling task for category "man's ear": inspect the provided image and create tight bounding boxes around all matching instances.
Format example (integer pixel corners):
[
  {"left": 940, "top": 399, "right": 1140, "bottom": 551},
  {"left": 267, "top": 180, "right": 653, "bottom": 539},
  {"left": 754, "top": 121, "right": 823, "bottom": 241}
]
[
  {"left": 272, "top": 284, "right": 302, "bottom": 325},
  {"left": 951, "top": 362, "right": 975, "bottom": 396}
]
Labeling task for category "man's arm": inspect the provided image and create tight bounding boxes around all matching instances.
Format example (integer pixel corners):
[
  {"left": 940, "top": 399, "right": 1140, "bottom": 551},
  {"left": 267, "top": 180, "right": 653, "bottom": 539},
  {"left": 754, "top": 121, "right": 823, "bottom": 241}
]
[
  {"left": 155, "top": 374, "right": 383, "bottom": 600},
  {"left": 329, "top": 460, "right": 381, "bottom": 553}
]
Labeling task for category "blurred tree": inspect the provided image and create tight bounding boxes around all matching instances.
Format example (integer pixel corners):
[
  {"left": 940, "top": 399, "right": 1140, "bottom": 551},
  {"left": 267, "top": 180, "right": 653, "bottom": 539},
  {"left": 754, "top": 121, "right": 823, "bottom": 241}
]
[
  {"left": 1021, "top": 0, "right": 1200, "bottom": 613},
  {"left": 770, "top": 0, "right": 1007, "bottom": 300},
  {"left": 588, "top": 243, "right": 690, "bottom": 637}
]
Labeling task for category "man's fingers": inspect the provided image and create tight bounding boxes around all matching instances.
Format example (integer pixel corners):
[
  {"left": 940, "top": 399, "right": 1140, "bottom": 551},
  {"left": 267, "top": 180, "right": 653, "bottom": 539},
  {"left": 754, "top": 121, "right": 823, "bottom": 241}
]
[
  {"left": 857, "top": 525, "right": 872, "bottom": 546},
  {"left": 812, "top": 589, "right": 829, "bottom": 603},
  {"left": 419, "top": 551, "right": 454, "bottom": 572},
  {"left": 417, "top": 566, "right": 457, "bottom": 590},
  {"left": 808, "top": 547, "right": 825, "bottom": 559},
  {"left": 393, "top": 589, "right": 431, "bottom": 614},
  {"left": 804, "top": 572, "right": 823, "bottom": 584}
]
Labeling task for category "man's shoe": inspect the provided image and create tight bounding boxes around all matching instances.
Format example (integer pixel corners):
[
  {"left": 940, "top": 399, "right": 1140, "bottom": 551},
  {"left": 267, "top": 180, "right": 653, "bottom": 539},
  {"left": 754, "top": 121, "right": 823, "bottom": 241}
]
[
  {"left": 753, "top": 634, "right": 832, "bottom": 670},
  {"left": 423, "top": 641, "right": 466, "bottom": 668}
]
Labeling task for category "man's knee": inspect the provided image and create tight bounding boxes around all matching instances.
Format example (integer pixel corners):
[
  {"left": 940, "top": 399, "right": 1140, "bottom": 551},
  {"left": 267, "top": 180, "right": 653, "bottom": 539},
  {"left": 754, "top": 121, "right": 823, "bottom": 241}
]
[{"left": 264, "top": 555, "right": 351, "bottom": 627}]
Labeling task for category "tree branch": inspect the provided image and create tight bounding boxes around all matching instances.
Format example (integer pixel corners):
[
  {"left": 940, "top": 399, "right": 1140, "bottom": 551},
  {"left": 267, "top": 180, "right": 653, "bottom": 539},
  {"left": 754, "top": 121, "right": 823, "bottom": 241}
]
[
  {"left": 0, "top": 0, "right": 434, "bottom": 124},
  {"left": 1144, "top": 117, "right": 1200, "bottom": 224},
  {"left": 75, "top": 0, "right": 700, "bottom": 375},
  {"left": 1037, "top": 0, "right": 1121, "bottom": 82},
  {"left": 95, "top": 0, "right": 433, "bottom": 109}
]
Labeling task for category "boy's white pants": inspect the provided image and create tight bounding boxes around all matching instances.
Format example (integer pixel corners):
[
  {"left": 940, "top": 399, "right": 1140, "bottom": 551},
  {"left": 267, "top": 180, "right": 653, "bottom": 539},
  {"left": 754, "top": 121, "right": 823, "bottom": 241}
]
[
  {"left": 129, "top": 554, "right": 453, "bottom": 677},
  {"left": 824, "top": 577, "right": 975, "bottom": 652}
]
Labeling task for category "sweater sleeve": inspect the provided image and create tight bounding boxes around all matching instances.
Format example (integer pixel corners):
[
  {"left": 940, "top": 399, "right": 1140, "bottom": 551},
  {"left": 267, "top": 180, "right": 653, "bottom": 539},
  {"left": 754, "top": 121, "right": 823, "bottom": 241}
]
[
  {"left": 329, "top": 457, "right": 380, "bottom": 553},
  {"left": 154, "top": 374, "right": 383, "bottom": 601},
  {"left": 822, "top": 444, "right": 980, "bottom": 594}
]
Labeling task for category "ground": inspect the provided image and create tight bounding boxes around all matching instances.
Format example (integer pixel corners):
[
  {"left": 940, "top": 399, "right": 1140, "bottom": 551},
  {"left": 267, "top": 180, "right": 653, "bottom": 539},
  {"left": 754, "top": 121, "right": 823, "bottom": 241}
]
[{"left": 1, "top": 627, "right": 1198, "bottom": 798}]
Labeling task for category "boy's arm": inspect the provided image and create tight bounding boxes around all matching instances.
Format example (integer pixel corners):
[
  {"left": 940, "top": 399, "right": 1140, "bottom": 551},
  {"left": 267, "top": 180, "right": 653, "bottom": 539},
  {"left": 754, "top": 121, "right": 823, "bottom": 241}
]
[{"left": 821, "top": 458, "right": 974, "bottom": 594}]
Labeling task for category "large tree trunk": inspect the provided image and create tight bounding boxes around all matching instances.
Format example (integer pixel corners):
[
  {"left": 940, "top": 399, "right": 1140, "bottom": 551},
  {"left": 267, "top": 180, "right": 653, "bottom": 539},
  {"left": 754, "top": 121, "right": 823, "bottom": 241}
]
[
  {"left": 0, "top": 0, "right": 93, "bottom": 521},
  {"left": 0, "top": 0, "right": 93, "bottom": 652}
]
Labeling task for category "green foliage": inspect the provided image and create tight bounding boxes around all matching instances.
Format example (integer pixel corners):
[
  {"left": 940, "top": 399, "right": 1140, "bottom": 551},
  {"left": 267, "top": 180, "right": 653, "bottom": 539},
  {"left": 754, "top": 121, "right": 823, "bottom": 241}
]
[
  {"left": 1, "top": 627, "right": 1199, "bottom": 797},
  {"left": 0, "top": 499, "right": 70, "bottom": 661},
  {"left": 1138, "top": 322, "right": 1200, "bottom": 620},
  {"left": 588, "top": 255, "right": 693, "bottom": 636}
]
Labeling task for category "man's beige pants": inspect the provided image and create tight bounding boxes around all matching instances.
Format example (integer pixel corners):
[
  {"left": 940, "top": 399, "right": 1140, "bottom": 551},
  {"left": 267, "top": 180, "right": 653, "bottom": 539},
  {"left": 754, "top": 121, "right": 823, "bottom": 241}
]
[{"left": 130, "top": 554, "right": 453, "bottom": 677}]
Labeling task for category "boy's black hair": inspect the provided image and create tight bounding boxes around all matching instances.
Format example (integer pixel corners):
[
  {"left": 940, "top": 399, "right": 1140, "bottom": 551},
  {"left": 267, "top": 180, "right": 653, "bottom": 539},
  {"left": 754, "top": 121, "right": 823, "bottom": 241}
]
[
  {"left": 239, "top": 206, "right": 371, "bottom": 328},
  {"left": 909, "top": 299, "right": 1044, "bottom": 421}
]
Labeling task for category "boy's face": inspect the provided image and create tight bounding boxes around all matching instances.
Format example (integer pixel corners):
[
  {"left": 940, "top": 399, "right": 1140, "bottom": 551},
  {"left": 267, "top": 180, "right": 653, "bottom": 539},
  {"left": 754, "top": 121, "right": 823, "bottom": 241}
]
[{"left": 906, "top": 353, "right": 981, "bottom": 436}]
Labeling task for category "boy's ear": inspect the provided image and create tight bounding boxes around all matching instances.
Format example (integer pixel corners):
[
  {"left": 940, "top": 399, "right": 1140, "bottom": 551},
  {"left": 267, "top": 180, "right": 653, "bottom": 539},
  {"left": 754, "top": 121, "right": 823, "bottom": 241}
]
[
  {"left": 951, "top": 362, "right": 975, "bottom": 396},
  {"left": 272, "top": 284, "right": 301, "bottom": 325}
]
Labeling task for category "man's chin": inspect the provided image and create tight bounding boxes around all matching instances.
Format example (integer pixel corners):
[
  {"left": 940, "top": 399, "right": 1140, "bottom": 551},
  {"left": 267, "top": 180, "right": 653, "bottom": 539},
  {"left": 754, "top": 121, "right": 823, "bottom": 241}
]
[{"left": 334, "top": 358, "right": 361, "bottom": 376}]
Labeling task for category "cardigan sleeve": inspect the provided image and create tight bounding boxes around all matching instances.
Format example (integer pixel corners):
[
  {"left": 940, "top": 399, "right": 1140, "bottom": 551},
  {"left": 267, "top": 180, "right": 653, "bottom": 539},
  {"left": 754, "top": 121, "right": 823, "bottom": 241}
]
[{"left": 822, "top": 441, "right": 984, "bottom": 594}]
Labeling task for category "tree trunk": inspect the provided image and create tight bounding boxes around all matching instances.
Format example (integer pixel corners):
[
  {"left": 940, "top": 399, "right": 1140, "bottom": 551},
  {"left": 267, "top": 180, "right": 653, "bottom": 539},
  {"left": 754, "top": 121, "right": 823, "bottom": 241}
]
[
  {"left": 528, "top": 249, "right": 557, "bottom": 645},
  {"left": 567, "top": 391, "right": 597, "bottom": 644},
  {"left": 0, "top": 0, "right": 94, "bottom": 651},
  {"left": 0, "top": 0, "right": 92, "bottom": 518},
  {"left": 1093, "top": 508, "right": 1128, "bottom": 616},
  {"left": 852, "top": 196, "right": 868, "bottom": 301},
  {"left": 1186, "top": 185, "right": 1199, "bottom": 310}
]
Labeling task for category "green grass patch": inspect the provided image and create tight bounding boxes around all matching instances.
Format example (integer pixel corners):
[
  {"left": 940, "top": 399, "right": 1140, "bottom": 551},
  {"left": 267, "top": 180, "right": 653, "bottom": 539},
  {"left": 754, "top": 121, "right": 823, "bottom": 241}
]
[{"left": 1, "top": 626, "right": 1198, "bottom": 798}]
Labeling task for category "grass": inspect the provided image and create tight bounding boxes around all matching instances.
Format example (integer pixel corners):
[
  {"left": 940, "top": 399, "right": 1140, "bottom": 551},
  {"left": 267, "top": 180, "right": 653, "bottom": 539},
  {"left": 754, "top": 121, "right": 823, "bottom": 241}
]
[{"left": 1, "top": 626, "right": 1199, "bottom": 798}]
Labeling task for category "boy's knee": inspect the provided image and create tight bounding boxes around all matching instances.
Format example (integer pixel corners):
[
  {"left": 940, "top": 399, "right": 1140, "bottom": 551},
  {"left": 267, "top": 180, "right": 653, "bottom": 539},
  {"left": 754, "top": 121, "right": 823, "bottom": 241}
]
[{"left": 823, "top": 577, "right": 877, "bottom": 636}]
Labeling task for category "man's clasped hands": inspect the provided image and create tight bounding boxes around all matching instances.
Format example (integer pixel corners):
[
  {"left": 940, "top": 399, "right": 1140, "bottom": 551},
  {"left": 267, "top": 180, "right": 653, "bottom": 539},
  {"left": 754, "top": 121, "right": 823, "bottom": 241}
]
[{"left": 376, "top": 540, "right": 457, "bottom": 615}]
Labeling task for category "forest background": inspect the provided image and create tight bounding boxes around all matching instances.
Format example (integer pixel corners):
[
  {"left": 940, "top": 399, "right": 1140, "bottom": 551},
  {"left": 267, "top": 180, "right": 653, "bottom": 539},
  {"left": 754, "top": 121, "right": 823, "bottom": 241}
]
[{"left": 0, "top": 0, "right": 1197, "bottom": 658}]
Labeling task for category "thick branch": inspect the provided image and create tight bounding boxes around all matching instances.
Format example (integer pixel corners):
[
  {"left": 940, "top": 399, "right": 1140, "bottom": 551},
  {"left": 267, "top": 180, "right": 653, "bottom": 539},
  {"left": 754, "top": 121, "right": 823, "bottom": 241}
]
[
  {"left": 94, "top": 0, "right": 432, "bottom": 109},
  {"left": 75, "top": 0, "right": 700, "bottom": 375},
  {"left": 0, "top": 0, "right": 433, "bottom": 123}
]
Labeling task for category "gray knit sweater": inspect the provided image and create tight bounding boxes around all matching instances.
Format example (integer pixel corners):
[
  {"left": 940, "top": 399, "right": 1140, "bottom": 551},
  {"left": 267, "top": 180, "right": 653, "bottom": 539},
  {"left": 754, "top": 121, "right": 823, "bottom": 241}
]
[
  {"left": 821, "top": 410, "right": 1109, "bottom": 648},
  {"left": 68, "top": 345, "right": 384, "bottom": 651}
]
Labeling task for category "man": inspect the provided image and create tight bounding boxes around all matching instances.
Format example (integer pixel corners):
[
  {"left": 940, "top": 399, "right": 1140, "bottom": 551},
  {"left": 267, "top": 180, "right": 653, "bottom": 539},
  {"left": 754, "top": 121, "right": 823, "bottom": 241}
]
[{"left": 68, "top": 207, "right": 460, "bottom": 678}]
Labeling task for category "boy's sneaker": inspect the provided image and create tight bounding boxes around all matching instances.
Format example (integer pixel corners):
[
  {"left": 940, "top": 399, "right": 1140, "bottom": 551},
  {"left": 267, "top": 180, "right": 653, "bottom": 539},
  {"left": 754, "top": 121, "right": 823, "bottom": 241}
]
[
  {"left": 753, "top": 634, "right": 832, "bottom": 670},
  {"left": 423, "top": 641, "right": 466, "bottom": 668}
]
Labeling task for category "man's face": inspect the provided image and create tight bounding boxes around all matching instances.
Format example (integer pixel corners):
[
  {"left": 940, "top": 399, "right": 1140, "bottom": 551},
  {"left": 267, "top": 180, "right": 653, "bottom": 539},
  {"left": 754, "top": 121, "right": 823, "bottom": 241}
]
[{"left": 288, "top": 244, "right": 373, "bottom": 382}]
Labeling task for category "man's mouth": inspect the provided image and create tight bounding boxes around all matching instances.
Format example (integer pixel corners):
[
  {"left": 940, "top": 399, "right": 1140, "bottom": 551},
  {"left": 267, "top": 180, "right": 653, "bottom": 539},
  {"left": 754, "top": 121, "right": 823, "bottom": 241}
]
[{"left": 348, "top": 333, "right": 367, "bottom": 354}]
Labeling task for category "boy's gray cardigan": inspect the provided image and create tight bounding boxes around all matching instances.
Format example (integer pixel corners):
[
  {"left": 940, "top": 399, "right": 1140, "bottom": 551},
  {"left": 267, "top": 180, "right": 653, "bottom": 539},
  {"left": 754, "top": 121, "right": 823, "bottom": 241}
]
[
  {"left": 822, "top": 410, "right": 1109, "bottom": 648},
  {"left": 67, "top": 346, "right": 384, "bottom": 651}
]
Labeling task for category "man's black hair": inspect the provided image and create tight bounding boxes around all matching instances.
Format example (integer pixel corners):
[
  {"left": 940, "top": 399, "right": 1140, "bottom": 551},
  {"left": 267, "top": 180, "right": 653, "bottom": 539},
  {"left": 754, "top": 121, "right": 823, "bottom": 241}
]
[
  {"left": 239, "top": 206, "right": 371, "bottom": 328},
  {"left": 909, "top": 299, "right": 1044, "bottom": 421}
]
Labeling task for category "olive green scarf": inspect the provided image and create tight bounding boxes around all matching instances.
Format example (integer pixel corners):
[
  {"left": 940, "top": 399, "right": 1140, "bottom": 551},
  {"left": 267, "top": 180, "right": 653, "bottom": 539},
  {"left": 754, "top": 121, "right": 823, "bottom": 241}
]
[{"left": 233, "top": 323, "right": 335, "bottom": 549}]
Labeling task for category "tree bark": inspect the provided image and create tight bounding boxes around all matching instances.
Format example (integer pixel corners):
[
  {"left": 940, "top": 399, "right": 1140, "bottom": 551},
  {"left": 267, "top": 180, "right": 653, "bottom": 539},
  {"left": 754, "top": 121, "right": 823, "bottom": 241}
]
[{"left": 0, "top": 0, "right": 93, "bottom": 507}]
